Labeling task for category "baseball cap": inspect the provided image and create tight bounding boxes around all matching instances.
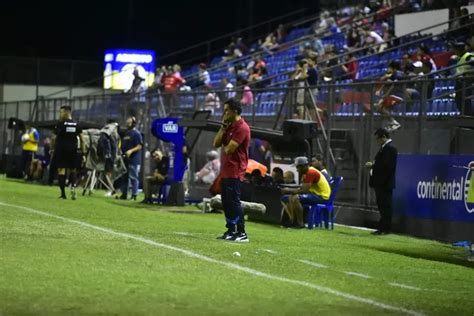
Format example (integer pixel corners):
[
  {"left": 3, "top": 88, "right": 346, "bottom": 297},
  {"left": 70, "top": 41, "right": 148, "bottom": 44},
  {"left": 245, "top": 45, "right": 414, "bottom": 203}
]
[{"left": 292, "top": 156, "right": 309, "bottom": 167}]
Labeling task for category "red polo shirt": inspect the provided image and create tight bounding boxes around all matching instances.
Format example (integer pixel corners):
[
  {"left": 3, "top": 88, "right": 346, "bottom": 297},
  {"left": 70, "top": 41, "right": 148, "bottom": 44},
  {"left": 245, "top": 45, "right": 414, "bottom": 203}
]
[{"left": 221, "top": 118, "right": 251, "bottom": 180}]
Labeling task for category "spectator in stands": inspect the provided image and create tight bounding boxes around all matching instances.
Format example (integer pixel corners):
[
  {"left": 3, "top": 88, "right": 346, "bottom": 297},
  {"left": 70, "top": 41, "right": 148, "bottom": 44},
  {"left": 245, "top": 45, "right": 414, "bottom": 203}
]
[
  {"left": 254, "top": 56, "right": 268, "bottom": 76},
  {"left": 142, "top": 149, "right": 169, "bottom": 203},
  {"left": 238, "top": 78, "right": 254, "bottom": 108},
  {"left": 347, "top": 28, "right": 362, "bottom": 49},
  {"left": 222, "top": 78, "right": 236, "bottom": 99},
  {"left": 173, "top": 64, "right": 182, "bottom": 76},
  {"left": 345, "top": 52, "right": 359, "bottom": 80},
  {"left": 292, "top": 59, "right": 309, "bottom": 119},
  {"left": 203, "top": 85, "right": 221, "bottom": 114},
  {"left": 235, "top": 37, "right": 248, "bottom": 55},
  {"left": 198, "top": 63, "right": 211, "bottom": 87},
  {"left": 195, "top": 150, "right": 220, "bottom": 185},
  {"left": 327, "top": 17, "right": 341, "bottom": 34},
  {"left": 261, "top": 32, "right": 278, "bottom": 54},
  {"left": 281, "top": 156, "right": 331, "bottom": 228},
  {"left": 416, "top": 44, "right": 437, "bottom": 71},
  {"left": 452, "top": 42, "right": 474, "bottom": 116},
  {"left": 362, "top": 26, "right": 385, "bottom": 52},
  {"left": 153, "top": 66, "right": 166, "bottom": 90},
  {"left": 248, "top": 68, "right": 263, "bottom": 88},
  {"left": 375, "top": 60, "right": 404, "bottom": 131},
  {"left": 161, "top": 66, "right": 185, "bottom": 109},
  {"left": 20, "top": 124, "right": 40, "bottom": 180},
  {"left": 128, "top": 68, "right": 145, "bottom": 94},
  {"left": 235, "top": 64, "right": 249, "bottom": 80},
  {"left": 276, "top": 24, "right": 287, "bottom": 43},
  {"left": 311, "top": 154, "right": 332, "bottom": 182},
  {"left": 313, "top": 37, "right": 326, "bottom": 56}
]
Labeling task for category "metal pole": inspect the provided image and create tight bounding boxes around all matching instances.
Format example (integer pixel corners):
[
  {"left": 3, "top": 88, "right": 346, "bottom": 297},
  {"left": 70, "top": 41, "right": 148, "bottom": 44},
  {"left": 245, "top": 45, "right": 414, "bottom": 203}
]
[
  {"left": 36, "top": 58, "right": 40, "bottom": 100},
  {"left": 418, "top": 81, "right": 427, "bottom": 154},
  {"left": 69, "top": 62, "right": 74, "bottom": 100},
  {"left": 326, "top": 85, "right": 333, "bottom": 173}
]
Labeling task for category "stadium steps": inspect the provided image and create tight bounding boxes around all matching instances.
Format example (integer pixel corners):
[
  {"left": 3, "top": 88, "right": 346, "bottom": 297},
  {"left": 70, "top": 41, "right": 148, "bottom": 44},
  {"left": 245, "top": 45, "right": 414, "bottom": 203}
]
[{"left": 330, "top": 129, "right": 360, "bottom": 203}]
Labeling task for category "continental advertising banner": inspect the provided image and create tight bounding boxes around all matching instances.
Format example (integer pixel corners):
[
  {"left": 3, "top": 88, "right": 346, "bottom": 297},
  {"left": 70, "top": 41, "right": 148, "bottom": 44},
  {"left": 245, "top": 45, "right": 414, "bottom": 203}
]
[{"left": 394, "top": 155, "right": 474, "bottom": 222}]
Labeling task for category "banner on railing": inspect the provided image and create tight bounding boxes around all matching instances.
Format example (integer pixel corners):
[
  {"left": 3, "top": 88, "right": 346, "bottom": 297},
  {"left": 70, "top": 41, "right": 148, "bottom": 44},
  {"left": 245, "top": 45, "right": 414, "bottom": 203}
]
[
  {"left": 103, "top": 49, "right": 156, "bottom": 91},
  {"left": 393, "top": 155, "right": 474, "bottom": 222}
]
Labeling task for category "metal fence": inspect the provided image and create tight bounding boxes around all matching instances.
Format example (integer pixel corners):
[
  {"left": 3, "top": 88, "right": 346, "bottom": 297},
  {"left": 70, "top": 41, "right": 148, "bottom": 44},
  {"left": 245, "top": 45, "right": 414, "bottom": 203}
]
[{"left": 1, "top": 75, "right": 473, "bottom": 207}]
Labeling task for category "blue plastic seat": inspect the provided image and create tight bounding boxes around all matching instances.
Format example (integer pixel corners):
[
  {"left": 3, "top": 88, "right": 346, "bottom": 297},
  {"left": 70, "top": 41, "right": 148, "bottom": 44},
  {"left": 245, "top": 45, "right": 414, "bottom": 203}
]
[{"left": 305, "top": 176, "right": 343, "bottom": 230}]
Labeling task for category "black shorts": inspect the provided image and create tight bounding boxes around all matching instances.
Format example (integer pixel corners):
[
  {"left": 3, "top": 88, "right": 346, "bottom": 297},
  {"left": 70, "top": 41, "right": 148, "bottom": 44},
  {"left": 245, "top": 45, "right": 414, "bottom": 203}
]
[{"left": 55, "top": 149, "right": 80, "bottom": 169}]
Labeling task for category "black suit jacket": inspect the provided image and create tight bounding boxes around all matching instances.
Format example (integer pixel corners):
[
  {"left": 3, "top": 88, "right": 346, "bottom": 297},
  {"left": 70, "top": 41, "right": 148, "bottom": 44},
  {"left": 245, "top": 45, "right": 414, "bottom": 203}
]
[{"left": 369, "top": 141, "right": 398, "bottom": 190}]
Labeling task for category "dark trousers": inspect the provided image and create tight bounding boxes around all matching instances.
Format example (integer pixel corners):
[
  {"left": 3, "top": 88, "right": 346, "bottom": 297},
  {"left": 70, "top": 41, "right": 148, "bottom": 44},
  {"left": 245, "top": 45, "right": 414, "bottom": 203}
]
[
  {"left": 374, "top": 188, "right": 393, "bottom": 232},
  {"left": 221, "top": 178, "right": 245, "bottom": 233},
  {"left": 21, "top": 150, "right": 34, "bottom": 178}
]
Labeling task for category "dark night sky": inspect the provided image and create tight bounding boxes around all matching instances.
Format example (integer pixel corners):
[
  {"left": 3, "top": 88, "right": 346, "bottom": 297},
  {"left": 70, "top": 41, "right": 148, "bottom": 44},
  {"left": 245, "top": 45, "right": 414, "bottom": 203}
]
[{"left": 1, "top": 0, "right": 320, "bottom": 63}]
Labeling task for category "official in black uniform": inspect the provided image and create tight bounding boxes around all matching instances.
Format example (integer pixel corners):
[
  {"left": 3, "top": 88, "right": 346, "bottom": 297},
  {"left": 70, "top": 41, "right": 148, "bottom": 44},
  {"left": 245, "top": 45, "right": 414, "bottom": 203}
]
[
  {"left": 52, "top": 105, "right": 85, "bottom": 199},
  {"left": 365, "top": 128, "right": 398, "bottom": 235}
]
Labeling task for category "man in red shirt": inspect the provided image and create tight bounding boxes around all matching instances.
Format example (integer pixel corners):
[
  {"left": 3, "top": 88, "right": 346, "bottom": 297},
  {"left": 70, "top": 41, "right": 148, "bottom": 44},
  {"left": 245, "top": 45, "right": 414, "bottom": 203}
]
[
  {"left": 213, "top": 98, "right": 251, "bottom": 242},
  {"left": 160, "top": 66, "right": 185, "bottom": 109}
]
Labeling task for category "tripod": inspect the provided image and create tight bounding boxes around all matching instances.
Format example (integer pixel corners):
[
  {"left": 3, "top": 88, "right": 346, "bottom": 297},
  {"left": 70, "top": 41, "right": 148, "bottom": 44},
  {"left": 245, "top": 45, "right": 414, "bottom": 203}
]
[{"left": 82, "top": 169, "right": 115, "bottom": 196}]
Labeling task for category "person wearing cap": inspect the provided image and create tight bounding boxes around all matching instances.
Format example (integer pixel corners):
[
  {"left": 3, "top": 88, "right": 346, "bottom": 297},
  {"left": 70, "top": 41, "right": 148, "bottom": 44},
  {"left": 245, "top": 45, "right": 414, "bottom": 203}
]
[
  {"left": 213, "top": 98, "right": 251, "bottom": 242},
  {"left": 281, "top": 156, "right": 331, "bottom": 228},
  {"left": 452, "top": 42, "right": 474, "bottom": 115},
  {"left": 195, "top": 150, "right": 221, "bottom": 185},
  {"left": 365, "top": 128, "right": 397, "bottom": 235}
]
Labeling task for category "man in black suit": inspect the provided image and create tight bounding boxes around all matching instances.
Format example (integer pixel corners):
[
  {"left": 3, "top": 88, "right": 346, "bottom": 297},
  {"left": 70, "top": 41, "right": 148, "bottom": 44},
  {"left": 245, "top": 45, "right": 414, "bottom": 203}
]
[{"left": 365, "top": 128, "right": 397, "bottom": 235}]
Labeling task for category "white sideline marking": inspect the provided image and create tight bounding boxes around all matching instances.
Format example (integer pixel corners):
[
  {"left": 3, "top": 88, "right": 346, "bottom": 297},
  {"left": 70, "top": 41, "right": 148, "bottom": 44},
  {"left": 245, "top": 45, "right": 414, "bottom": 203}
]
[
  {"left": 0, "top": 202, "right": 424, "bottom": 316},
  {"left": 334, "top": 223, "right": 375, "bottom": 231},
  {"left": 261, "top": 249, "right": 278, "bottom": 254},
  {"left": 345, "top": 271, "right": 372, "bottom": 279},
  {"left": 389, "top": 283, "right": 421, "bottom": 291},
  {"left": 298, "top": 259, "right": 328, "bottom": 269},
  {"left": 173, "top": 232, "right": 193, "bottom": 236}
]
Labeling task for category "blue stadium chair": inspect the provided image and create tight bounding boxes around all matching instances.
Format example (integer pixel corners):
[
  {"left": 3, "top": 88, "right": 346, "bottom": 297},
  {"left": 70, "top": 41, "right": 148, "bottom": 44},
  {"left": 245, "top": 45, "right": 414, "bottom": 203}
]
[{"left": 305, "top": 176, "right": 343, "bottom": 230}]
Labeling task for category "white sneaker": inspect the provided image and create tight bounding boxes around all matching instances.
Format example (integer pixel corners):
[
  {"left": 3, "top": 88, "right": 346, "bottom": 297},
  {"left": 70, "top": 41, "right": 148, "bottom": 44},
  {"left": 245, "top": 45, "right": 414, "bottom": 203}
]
[{"left": 386, "top": 121, "right": 401, "bottom": 132}]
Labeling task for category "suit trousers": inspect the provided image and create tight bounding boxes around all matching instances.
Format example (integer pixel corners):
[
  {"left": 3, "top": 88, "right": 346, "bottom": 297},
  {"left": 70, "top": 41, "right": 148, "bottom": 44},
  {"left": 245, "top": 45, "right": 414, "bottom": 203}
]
[{"left": 374, "top": 188, "right": 393, "bottom": 232}]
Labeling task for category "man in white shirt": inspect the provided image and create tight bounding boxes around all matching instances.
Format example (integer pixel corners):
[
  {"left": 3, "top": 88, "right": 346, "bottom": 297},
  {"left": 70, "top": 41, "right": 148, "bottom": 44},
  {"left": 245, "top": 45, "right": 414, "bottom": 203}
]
[{"left": 222, "top": 78, "right": 236, "bottom": 99}]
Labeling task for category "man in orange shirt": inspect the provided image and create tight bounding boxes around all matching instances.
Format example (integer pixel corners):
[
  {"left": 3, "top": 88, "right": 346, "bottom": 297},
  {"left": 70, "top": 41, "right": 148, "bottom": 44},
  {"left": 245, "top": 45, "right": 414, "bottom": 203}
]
[{"left": 281, "top": 156, "right": 331, "bottom": 228}]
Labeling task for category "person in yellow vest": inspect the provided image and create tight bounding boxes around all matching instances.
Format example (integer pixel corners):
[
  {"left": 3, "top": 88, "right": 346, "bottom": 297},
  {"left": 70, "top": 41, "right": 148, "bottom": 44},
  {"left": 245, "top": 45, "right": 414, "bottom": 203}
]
[
  {"left": 453, "top": 42, "right": 474, "bottom": 116},
  {"left": 281, "top": 156, "right": 331, "bottom": 228},
  {"left": 20, "top": 124, "right": 40, "bottom": 180}
]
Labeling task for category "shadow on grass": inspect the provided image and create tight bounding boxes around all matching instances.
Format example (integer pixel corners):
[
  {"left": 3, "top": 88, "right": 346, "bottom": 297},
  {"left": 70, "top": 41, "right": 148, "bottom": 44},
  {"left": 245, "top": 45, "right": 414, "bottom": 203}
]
[
  {"left": 367, "top": 245, "right": 474, "bottom": 269},
  {"left": 107, "top": 200, "right": 202, "bottom": 214}
]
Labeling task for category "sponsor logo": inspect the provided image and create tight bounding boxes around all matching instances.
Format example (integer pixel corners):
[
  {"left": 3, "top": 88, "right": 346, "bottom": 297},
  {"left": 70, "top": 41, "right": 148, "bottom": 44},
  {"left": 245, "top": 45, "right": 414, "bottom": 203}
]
[
  {"left": 115, "top": 53, "right": 153, "bottom": 63},
  {"left": 162, "top": 121, "right": 178, "bottom": 134},
  {"left": 416, "top": 161, "right": 474, "bottom": 213}
]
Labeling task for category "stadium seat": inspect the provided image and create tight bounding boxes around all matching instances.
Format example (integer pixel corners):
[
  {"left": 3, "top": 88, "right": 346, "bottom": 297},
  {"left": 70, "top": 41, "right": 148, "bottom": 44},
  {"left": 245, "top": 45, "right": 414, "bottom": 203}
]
[{"left": 305, "top": 176, "right": 343, "bottom": 230}]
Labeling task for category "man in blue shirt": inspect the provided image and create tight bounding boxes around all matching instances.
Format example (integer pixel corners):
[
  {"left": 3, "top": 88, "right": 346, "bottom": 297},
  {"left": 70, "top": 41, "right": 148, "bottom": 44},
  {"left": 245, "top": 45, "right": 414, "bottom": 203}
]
[{"left": 118, "top": 116, "right": 143, "bottom": 200}]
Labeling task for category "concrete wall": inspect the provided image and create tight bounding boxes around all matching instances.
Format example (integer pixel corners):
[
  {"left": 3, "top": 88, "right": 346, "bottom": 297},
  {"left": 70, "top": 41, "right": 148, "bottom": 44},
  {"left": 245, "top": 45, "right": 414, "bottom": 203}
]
[
  {"left": 395, "top": 5, "right": 474, "bottom": 37},
  {"left": 0, "top": 84, "right": 103, "bottom": 103}
]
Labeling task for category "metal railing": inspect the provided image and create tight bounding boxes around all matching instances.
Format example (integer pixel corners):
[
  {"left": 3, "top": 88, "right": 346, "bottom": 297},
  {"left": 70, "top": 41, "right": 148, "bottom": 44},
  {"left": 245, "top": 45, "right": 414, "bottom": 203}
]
[{"left": 1, "top": 73, "right": 472, "bottom": 208}]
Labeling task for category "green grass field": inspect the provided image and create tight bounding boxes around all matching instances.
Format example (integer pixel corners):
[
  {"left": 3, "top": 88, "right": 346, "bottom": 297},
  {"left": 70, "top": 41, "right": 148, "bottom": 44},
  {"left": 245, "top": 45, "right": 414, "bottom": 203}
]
[{"left": 1, "top": 177, "right": 473, "bottom": 315}]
